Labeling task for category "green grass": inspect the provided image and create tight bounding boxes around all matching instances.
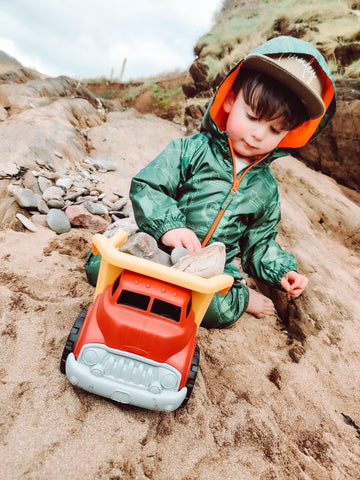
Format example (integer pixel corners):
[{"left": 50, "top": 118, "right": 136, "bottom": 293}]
[
  {"left": 194, "top": 0, "right": 359, "bottom": 81},
  {"left": 151, "top": 85, "right": 183, "bottom": 110}
]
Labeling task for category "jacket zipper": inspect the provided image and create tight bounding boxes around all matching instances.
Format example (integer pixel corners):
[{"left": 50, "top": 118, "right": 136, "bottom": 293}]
[{"left": 201, "top": 139, "right": 268, "bottom": 247}]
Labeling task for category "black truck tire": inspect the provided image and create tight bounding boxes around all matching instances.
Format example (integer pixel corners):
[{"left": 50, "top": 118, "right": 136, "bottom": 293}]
[
  {"left": 181, "top": 344, "right": 200, "bottom": 407},
  {"left": 60, "top": 310, "right": 87, "bottom": 374}
]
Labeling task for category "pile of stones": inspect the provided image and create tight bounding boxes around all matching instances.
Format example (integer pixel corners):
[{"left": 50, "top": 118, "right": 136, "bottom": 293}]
[
  {"left": 120, "top": 232, "right": 226, "bottom": 277},
  {"left": 4, "top": 157, "right": 138, "bottom": 236},
  {"left": 3, "top": 158, "right": 227, "bottom": 277}
]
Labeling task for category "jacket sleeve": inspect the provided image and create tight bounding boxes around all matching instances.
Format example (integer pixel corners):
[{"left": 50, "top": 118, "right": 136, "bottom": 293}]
[
  {"left": 239, "top": 191, "right": 297, "bottom": 287},
  {"left": 129, "top": 138, "right": 189, "bottom": 241}
]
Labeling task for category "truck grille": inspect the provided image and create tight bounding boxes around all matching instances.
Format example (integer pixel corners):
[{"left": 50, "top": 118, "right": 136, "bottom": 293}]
[{"left": 78, "top": 344, "right": 180, "bottom": 392}]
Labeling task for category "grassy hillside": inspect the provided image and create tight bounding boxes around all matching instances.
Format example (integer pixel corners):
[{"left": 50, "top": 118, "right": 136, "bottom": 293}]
[
  {"left": 84, "top": 71, "right": 187, "bottom": 123},
  {"left": 196, "top": 0, "right": 360, "bottom": 81}
]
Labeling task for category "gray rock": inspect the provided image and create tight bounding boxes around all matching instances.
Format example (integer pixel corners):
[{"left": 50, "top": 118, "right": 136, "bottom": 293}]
[
  {"left": 16, "top": 213, "right": 37, "bottom": 232},
  {"left": 42, "top": 186, "right": 65, "bottom": 201},
  {"left": 65, "top": 204, "right": 109, "bottom": 233},
  {"left": 84, "top": 201, "right": 107, "bottom": 216},
  {"left": 79, "top": 169, "right": 94, "bottom": 181},
  {"left": 102, "top": 193, "right": 119, "bottom": 207},
  {"left": 90, "top": 159, "right": 117, "bottom": 172},
  {"left": 111, "top": 198, "right": 127, "bottom": 211},
  {"left": 37, "top": 199, "right": 50, "bottom": 214},
  {"left": 46, "top": 208, "right": 71, "bottom": 234},
  {"left": 104, "top": 217, "right": 138, "bottom": 238},
  {"left": 172, "top": 242, "right": 226, "bottom": 278},
  {"left": 171, "top": 246, "right": 191, "bottom": 265},
  {"left": 120, "top": 232, "right": 158, "bottom": 258},
  {"left": 64, "top": 188, "right": 88, "bottom": 201},
  {"left": 11, "top": 187, "right": 42, "bottom": 209},
  {"left": 56, "top": 177, "right": 73, "bottom": 190},
  {"left": 37, "top": 176, "right": 53, "bottom": 193},
  {"left": 98, "top": 159, "right": 117, "bottom": 171},
  {"left": 31, "top": 214, "right": 48, "bottom": 228},
  {"left": 110, "top": 213, "right": 126, "bottom": 221},
  {"left": 155, "top": 249, "right": 172, "bottom": 266},
  {"left": 120, "top": 232, "right": 171, "bottom": 266},
  {"left": 47, "top": 198, "right": 65, "bottom": 209},
  {"left": 22, "top": 170, "right": 41, "bottom": 193},
  {"left": 74, "top": 195, "right": 95, "bottom": 204},
  {"left": 0, "top": 162, "right": 20, "bottom": 177}
]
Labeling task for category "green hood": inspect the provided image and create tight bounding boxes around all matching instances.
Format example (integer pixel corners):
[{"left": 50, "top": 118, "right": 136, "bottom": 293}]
[{"left": 201, "top": 36, "right": 336, "bottom": 160}]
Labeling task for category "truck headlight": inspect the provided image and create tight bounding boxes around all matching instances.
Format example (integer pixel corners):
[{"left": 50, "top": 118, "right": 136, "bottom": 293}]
[{"left": 160, "top": 372, "right": 177, "bottom": 389}]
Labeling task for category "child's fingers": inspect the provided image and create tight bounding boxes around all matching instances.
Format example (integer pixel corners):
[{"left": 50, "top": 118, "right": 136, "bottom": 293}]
[
  {"left": 280, "top": 273, "right": 308, "bottom": 297},
  {"left": 181, "top": 235, "right": 201, "bottom": 252}
]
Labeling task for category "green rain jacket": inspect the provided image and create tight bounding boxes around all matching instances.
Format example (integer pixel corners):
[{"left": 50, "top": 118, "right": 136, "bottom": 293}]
[{"left": 129, "top": 36, "right": 336, "bottom": 327}]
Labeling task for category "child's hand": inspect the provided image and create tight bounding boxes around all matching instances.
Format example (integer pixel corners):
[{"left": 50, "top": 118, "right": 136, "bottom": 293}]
[
  {"left": 161, "top": 228, "right": 202, "bottom": 253},
  {"left": 280, "top": 271, "right": 308, "bottom": 298}
]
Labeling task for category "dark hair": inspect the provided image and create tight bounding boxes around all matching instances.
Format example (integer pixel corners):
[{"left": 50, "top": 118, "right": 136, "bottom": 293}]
[{"left": 232, "top": 68, "right": 309, "bottom": 130}]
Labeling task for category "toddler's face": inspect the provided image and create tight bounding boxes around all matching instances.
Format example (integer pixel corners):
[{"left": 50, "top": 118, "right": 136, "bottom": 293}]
[{"left": 224, "top": 89, "right": 289, "bottom": 160}]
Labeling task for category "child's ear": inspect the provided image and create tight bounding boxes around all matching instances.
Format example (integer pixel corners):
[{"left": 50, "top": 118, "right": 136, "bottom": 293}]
[{"left": 223, "top": 89, "right": 235, "bottom": 113}]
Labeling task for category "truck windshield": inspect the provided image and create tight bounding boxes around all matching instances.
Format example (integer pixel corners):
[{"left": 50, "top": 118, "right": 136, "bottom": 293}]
[
  {"left": 117, "top": 290, "right": 150, "bottom": 311},
  {"left": 151, "top": 299, "right": 181, "bottom": 323}
]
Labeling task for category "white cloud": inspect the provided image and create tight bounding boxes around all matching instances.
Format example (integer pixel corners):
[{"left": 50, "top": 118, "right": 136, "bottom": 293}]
[{"left": 0, "top": 0, "right": 222, "bottom": 80}]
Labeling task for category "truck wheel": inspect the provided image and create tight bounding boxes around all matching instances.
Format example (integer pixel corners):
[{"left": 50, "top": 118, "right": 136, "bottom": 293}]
[
  {"left": 60, "top": 310, "right": 86, "bottom": 374},
  {"left": 181, "top": 344, "right": 200, "bottom": 407}
]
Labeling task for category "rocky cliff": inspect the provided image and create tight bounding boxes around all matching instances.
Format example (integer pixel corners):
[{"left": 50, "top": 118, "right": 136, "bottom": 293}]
[{"left": 182, "top": 0, "right": 360, "bottom": 192}]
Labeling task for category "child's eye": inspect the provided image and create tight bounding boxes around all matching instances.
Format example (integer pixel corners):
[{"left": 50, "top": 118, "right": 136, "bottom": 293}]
[
  {"left": 247, "top": 113, "right": 258, "bottom": 121},
  {"left": 271, "top": 126, "right": 282, "bottom": 134}
]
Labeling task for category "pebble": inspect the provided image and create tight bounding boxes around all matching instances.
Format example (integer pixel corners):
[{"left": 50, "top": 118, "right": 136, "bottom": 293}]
[
  {"left": 104, "top": 217, "right": 138, "bottom": 238},
  {"left": 47, "top": 208, "right": 71, "bottom": 234},
  {"left": 16, "top": 213, "right": 37, "bottom": 232},
  {"left": 64, "top": 188, "right": 88, "bottom": 201},
  {"left": 98, "top": 159, "right": 116, "bottom": 171},
  {"left": 171, "top": 246, "right": 191, "bottom": 264},
  {"left": 22, "top": 170, "right": 40, "bottom": 192},
  {"left": 110, "top": 212, "right": 126, "bottom": 221},
  {"left": 0, "top": 162, "right": 20, "bottom": 177},
  {"left": 11, "top": 187, "right": 42, "bottom": 209},
  {"left": 37, "top": 199, "right": 50, "bottom": 214},
  {"left": 172, "top": 242, "right": 226, "bottom": 278},
  {"left": 111, "top": 198, "right": 127, "bottom": 211},
  {"left": 74, "top": 195, "right": 96, "bottom": 204},
  {"left": 65, "top": 204, "right": 109, "bottom": 234},
  {"left": 47, "top": 198, "right": 65, "bottom": 209},
  {"left": 38, "top": 176, "right": 53, "bottom": 193},
  {"left": 102, "top": 194, "right": 119, "bottom": 207},
  {"left": 8, "top": 160, "right": 133, "bottom": 237},
  {"left": 56, "top": 177, "right": 73, "bottom": 190},
  {"left": 84, "top": 201, "right": 108, "bottom": 216},
  {"left": 31, "top": 214, "right": 48, "bottom": 228},
  {"left": 42, "top": 185, "right": 65, "bottom": 201},
  {"left": 119, "top": 233, "right": 226, "bottom": 276}
]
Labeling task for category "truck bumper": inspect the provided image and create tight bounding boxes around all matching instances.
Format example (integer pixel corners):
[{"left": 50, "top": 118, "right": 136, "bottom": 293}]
[{"left": 65, "top": 353, "right": 187, "bottom": 412}]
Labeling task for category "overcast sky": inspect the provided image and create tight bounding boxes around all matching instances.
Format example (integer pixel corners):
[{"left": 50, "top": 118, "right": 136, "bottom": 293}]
[{"left": 0, "top": 0, "right": 223, "bottom": 81}]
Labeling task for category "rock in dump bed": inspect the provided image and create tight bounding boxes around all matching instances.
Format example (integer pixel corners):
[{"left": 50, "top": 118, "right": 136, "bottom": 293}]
[{"left": 119, "top": 232, "right": 226, "bottom": 278}]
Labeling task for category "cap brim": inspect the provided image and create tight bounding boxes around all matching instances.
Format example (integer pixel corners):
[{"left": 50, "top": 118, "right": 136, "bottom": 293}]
[{"left": 243, "top": 54, "right": 325, "bottom": 119}]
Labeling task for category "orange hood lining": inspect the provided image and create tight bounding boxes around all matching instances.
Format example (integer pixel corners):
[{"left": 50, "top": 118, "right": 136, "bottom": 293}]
[{"left": 210, "top": 59, "right": 335, "bottom": 150}]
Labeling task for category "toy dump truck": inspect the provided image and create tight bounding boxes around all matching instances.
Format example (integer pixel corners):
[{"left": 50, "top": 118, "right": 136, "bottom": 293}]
[{"left": 60, "top": 231, "right": 233, "bottom": 412}]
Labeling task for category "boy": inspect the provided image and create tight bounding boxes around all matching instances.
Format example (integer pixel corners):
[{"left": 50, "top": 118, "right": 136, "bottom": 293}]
[{"left": 129, "top": 36, "right": 336, "bottom": 328}]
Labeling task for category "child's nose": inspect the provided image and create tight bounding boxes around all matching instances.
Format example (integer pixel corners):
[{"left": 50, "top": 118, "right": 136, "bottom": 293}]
[{"left": 251, "top": 123, "right": 266, "bottom": 141}]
